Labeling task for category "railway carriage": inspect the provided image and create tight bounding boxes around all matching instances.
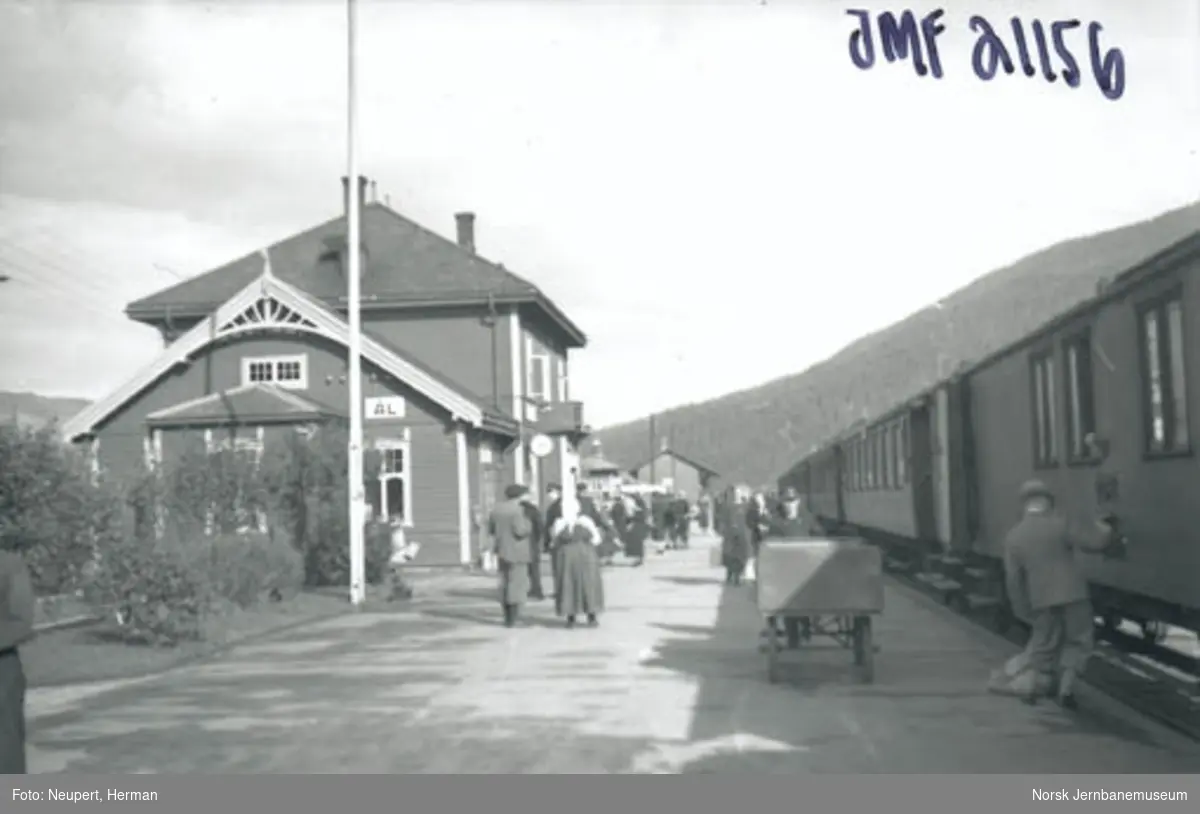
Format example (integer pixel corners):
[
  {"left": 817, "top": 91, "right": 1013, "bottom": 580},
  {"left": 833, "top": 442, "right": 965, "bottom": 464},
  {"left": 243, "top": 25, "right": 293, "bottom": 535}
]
[{"left": 781, "top": 230, "right": 1200, "bottom": 638}]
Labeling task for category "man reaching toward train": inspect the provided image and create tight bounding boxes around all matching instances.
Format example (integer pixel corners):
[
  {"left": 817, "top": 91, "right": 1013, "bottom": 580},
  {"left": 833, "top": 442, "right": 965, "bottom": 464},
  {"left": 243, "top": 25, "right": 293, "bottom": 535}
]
[{"left": 1001, "top": 479, "right": 1124, "bottom": 709}]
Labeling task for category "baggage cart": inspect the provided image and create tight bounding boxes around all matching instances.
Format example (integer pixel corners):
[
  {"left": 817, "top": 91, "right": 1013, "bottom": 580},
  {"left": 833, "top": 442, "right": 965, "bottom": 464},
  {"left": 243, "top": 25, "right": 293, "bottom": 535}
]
[{"left": 756, "top": 537, "right": 883, "bottom": 684}]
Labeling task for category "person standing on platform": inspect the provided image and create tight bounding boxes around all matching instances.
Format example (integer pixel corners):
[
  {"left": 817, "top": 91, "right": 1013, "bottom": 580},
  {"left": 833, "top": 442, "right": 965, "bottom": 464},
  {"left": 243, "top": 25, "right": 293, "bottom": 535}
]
[
  {"left": 487, "top": 483, "right": 535, "bottom": 628},
  {"left": 543, "top": 482, "right": 564, "bottom": 599},
  {"left": 672, "top": 491, "right": 691, "bottom": 549},
  {"left": 552, "top": 494, "right": 606, "bottom": 628},
  {"left": 1001, "top": 479, "right": 1122, "bottom": 708},
  {"left": 625, "top": 494, "right": 649, "bottom": 567},
  {"left": 651, "top": 493, "right": 669, "bottom": 553},
  {"left": 0, "top": 547, "right": 35, "bottom": 774},
  {"left": 521, "top": 491, "right": 546, "bottom": 601},
  {"left": 610, "top": 491, "right": 631, "bottom": 562},
  {"left": 721, "top": 486, "right": 752, "bottom": 585},
  {"left": 769, "top": 486, "right": 824, "bottom": 538}
]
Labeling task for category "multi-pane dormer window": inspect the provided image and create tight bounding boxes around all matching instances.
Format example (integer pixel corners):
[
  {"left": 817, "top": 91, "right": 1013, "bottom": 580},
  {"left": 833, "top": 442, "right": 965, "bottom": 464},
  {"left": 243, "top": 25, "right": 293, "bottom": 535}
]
[{"left": 241, "top": 354, "right": 308, "bottom": 390}]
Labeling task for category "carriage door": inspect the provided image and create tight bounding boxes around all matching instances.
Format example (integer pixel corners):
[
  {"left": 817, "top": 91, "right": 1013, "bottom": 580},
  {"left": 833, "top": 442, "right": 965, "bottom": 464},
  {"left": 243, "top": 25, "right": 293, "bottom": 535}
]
[{"left": 909, "top": 405, "right": 938, "bottom": 551}]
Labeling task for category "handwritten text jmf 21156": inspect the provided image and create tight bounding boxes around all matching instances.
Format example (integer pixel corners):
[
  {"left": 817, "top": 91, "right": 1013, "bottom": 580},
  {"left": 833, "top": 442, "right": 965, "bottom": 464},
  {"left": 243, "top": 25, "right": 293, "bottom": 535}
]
[{"left": 846, "top": 9, "right": 1126, "bottom": 101}]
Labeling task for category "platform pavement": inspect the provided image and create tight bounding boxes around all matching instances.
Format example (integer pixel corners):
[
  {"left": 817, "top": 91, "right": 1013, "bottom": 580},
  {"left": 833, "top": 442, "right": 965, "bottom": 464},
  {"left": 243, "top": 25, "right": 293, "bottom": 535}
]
[{"left": 24, "top": 533, "right": 1200, "bottom": 773}]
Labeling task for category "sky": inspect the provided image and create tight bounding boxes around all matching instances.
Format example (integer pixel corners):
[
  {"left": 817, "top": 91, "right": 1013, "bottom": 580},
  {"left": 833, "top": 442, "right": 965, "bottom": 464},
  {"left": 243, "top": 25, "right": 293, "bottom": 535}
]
[{"left": 0, "top": 0, "right": 1198, "bottom": 428}]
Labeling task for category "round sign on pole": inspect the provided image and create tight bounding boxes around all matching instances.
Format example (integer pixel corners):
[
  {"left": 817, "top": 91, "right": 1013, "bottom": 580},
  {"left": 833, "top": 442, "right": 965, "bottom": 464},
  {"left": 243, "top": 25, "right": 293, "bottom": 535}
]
[{"left": 530, "top": 433, "right": 554, "bottom": 458}]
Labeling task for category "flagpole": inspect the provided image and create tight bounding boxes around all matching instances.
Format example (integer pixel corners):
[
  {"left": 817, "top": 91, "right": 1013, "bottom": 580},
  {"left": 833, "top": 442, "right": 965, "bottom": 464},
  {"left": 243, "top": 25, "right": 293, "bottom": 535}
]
[{"left": 346, "top": 0, "right": 366, "bottom": 606}]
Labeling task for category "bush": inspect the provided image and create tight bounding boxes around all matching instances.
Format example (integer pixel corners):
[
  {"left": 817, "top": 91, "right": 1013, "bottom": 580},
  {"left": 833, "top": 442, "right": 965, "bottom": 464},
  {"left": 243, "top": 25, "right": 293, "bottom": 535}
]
[
  {"left": 183, "top": 531, "right": 304, "bottom": 609},
  {"left": 2, "top": 421, "right": 393, "bottom": 645},
  {"left": 0, "top": 423, "right": 108, "bottom": 594},
  {"left": 84, "top": 528, "right": 213, "bottom": 646}
]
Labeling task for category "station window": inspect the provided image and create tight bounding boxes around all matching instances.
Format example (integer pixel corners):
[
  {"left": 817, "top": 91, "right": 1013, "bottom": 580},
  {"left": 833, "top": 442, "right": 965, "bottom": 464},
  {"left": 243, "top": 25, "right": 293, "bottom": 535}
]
[
  {"left": 1030, "top": 350, "right": 1058, "bottom": 468},
  {"left": 1138, "top": 292, "right": 1190, "bottom": 455},
  {"left": 1063, "top": 332, "right": 1097, "bottom": 463},
  {"left": 241, "top": 354, "right": 308, "bottom": 390}
]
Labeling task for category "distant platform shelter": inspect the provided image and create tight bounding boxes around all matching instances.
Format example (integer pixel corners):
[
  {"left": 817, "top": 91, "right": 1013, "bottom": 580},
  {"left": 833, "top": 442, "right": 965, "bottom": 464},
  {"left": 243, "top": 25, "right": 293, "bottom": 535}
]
[{"left": 629, "top": 448, "right": 719, "bottom": 501}]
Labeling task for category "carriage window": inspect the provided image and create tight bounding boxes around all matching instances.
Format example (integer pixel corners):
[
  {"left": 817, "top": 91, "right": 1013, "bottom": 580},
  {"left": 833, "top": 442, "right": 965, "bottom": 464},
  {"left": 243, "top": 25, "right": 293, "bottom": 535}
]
[
  {"left": 1063, "top": 333, "right": 1097, "bottom": 462},
  {"left": 888, "top": 423, "right": 899, "bottom": 488},
  {"left": 896, "top": 420, "right": 907, "bottom": 486},
  {"left": 867, "top": 433, "right": 877, "bottom": 490},
  {"left": 1030, "top": 351, "right": 1058, "bottom": 468},
  {"left": 881, "top": 428, "right": 892, "bottom": 489},
  {"left": 1139, "top": 293, "right": 1190, "bottom": 455}
]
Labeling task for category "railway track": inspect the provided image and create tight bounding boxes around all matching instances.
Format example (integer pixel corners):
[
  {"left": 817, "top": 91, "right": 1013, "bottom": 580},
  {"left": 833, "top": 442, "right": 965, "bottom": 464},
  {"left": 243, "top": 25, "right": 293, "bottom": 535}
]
[{"left": 872, "top": 547, "right": 1200, "bottom": 742}]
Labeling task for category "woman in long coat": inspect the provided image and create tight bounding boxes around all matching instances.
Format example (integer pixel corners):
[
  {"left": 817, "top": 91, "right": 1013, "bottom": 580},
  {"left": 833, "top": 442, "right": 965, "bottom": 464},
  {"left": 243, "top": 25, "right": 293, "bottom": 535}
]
[
  {"left": 553, "top": 514, "right": 605, "bottom": 628},
  {"left": 625, "top": 495, "right": 649, "bottom": 566},
  {"left": 0, "top": 548, "right": 35, "bottom": 774}
]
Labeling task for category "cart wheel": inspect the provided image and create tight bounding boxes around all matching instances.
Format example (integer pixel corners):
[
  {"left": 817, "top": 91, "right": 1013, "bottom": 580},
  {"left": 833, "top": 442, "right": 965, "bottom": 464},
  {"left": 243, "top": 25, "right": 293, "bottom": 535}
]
[{"left": 854, "top": 616, "right": 875, "bottom": 683}]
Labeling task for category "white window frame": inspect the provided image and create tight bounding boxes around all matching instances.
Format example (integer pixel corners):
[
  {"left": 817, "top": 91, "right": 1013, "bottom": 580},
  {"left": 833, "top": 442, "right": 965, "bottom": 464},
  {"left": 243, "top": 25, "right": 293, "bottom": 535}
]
[
  {"left": 88, "top": 438, "right": 101, "bottom": 485},
  {"left": 375, "top": 430, "right": 414, "bottom": 527},
  {"left": 241, "top": 354, "right": 308, "bottom": 390},
  {"left": 525, "top": 337, "right": 552, "bottom": 421},
  {"left": 143, "top": 429, "right": 164, "bottom": 471},
  {"left": 557, "top": 356, "right": 569, "bottom": 402}
]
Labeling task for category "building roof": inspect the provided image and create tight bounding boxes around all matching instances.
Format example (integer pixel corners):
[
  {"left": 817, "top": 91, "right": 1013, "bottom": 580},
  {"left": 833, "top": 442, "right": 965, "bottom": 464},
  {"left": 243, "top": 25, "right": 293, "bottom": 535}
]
[
  {"left": 125, "top": 202, "right": 586, "bottom": 348},
  {"left": 146, "top": 384, "right": 345, "bottom": 427},
  {"left": 580, "top": 454, "right": 623, "bottom": 474},
  {"left": 63, "top": 258, "right": 520, "bottom": 441},
  {"left": 631, "top": 447, "right": 720, "bottom": 476}
]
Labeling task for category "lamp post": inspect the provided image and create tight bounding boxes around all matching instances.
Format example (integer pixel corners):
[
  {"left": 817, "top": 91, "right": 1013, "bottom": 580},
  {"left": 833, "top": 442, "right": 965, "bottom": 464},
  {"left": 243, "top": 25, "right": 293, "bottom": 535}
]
[{"left": 345, "top": 0, "right": 366, "bottom": 607}]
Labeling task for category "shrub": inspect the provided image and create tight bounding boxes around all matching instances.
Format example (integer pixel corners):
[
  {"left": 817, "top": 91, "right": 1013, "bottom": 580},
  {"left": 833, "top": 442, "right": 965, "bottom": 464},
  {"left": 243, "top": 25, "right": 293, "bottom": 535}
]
[
  {"left": 0, "top": 423, "right": 108, "bottom": 594},
  {"left": 3, "top": 420, "right": 394, "bottom": 645},
  {"left": 84, "top": 527, "right": 213, "bottom": 646},
  {"left": 182, "top": 531, "right": 304, "bottom": 610}
]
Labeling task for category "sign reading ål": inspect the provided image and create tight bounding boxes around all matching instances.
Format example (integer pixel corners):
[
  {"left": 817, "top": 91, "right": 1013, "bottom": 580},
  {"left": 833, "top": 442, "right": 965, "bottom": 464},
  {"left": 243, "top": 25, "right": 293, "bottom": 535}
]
[
  {"left": 529, "top": 433, "right": 554, "bottom": 458},
  {"left": 365, "top": 396, "right": 406, "bottom": 420}
]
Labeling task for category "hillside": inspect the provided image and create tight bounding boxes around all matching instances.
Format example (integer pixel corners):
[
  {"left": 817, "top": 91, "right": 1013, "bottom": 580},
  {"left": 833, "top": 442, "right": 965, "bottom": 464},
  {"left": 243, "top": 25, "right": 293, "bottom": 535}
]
[
  {"left": 592, "top": 200, "right": 1200, "bottom": 487},
  {"left": 0, "top": 391, "right": 91, "bottom": 432}
]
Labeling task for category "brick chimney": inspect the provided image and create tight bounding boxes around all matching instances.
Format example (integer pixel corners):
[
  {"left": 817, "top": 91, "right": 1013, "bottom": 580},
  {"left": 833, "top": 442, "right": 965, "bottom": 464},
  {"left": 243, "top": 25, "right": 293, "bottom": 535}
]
[
  {"left": 341, "top": 175, "right": 369, "bottom": 217},
  {"left": 455, "top": 212, "right": 476, "bottom": 254}
]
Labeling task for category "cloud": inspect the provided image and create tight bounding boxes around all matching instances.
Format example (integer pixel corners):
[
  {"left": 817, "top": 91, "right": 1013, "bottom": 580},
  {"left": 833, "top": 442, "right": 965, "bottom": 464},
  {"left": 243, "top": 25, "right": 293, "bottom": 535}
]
[{"left": 1, "top": 0, "right": 1199, "bottom": 427}]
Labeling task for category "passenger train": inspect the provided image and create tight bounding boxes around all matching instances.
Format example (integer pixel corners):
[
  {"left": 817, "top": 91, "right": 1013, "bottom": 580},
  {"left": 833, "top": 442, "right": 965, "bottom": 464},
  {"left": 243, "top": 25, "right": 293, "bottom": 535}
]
[{"left": 779, "top": 231, "right": 1200, "bottom": 641}]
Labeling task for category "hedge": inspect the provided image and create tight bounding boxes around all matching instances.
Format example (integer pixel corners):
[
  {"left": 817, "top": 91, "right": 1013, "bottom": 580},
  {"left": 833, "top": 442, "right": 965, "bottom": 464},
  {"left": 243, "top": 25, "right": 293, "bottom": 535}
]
[{"left": 0, "top": 422, "right": 392, "bottom": 646}]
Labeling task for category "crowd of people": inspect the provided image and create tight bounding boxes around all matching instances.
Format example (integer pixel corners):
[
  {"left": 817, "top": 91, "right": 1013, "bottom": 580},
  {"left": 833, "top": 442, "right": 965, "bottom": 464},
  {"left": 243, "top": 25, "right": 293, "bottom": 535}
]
[{"left": 482, "top": 481, "right": 705, "bottom": 630}]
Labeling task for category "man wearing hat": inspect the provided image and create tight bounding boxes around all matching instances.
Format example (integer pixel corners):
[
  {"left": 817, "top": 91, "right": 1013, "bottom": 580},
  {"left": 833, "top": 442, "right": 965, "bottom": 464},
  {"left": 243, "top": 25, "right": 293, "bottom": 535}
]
[
  {"left": 488, "top": 483, "right": 535, "bottom": 627},
  {"left": 1002, "top": 478, "right": 1122, "bottom": 708},
  {"left": 544, "top": 482, "right": 564, "bottom": 598}
]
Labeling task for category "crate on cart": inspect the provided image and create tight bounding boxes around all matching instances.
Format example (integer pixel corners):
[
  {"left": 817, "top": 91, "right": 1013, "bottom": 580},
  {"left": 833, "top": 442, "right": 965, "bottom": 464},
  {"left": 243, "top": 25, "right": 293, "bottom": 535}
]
[{"left": 756, "top": 537, "right": 884, "bottom": 684}]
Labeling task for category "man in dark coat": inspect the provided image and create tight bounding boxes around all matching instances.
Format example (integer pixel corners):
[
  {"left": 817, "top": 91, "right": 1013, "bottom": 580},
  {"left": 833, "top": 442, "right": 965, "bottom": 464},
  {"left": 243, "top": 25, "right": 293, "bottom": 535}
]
[
  {"left": 521, "top": 492, "right": 545, "bottom": 601},
  {"left": 672, "top": 492, "right": 691, "bottom": 548},
  {"left": 651, "top": 494, "right": 668, "bottom": 548},
  {"left": 0, "top": 548, "right": 35, "bottom": 774},
  {"left": 768, "top": 487, "right": 824, "bottom": 538},
  {"left": 488, "top": 483, "right": 534, "bottom": 627},
  {"left": 1002, "top": 479, "right": 1121, "bottom": 708}
]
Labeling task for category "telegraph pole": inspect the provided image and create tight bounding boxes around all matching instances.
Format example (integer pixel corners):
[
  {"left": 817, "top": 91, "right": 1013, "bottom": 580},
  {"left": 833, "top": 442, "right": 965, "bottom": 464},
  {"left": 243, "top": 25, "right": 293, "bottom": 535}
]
[{"left": 346, "top": 0, "right": 366, "bottom": 606}]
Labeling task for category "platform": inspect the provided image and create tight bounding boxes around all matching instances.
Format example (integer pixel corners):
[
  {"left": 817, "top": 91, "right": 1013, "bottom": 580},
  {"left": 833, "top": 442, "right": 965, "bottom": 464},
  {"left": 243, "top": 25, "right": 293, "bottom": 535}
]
[{"left": 23, "top": 539, "right": 1200, "bottom": 774}]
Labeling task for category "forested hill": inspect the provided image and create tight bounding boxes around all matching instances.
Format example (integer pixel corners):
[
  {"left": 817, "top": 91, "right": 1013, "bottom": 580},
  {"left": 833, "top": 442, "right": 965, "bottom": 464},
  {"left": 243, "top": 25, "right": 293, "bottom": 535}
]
[
  {"left": 591, "top": 200, "right": 1200, "bottom": 487},
  {"left": 0, "top": 391, "right": 91, "bottom": 431}
]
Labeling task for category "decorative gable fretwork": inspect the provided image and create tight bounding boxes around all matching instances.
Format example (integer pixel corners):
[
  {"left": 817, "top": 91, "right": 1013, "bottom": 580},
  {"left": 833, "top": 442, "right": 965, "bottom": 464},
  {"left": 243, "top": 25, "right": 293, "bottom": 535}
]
[{"left": 218, "top": 296, "right": 320, "bottom": 337}]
